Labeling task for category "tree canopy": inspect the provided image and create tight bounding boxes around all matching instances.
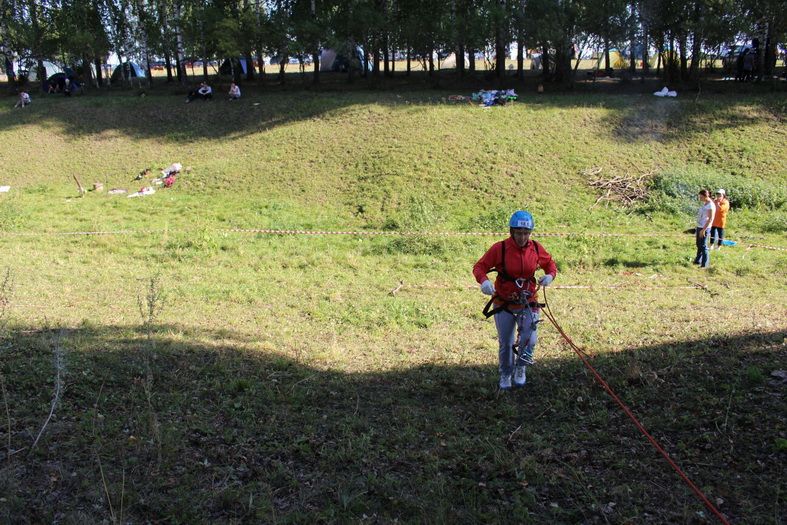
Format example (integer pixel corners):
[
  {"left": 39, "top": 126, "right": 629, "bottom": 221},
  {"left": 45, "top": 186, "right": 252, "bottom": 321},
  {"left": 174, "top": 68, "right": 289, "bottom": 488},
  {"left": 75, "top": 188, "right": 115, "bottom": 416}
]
[{"left": 0, "top": 0, "right": 783, "bottom": 85}]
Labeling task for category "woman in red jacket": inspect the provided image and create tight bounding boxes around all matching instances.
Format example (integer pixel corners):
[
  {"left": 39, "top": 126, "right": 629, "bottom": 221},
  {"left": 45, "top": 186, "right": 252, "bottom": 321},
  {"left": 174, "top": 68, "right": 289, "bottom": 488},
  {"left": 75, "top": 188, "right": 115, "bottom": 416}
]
[{"left": 473, "top": 211, "right": 557, "bottom": 390}]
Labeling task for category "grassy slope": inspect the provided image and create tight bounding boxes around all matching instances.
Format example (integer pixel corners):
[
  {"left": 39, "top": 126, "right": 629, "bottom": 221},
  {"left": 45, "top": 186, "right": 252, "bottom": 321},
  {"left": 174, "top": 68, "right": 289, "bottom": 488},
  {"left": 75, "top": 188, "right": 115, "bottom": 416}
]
[{"left": 0, "top": 89, "right": 785, "bottom": 523}]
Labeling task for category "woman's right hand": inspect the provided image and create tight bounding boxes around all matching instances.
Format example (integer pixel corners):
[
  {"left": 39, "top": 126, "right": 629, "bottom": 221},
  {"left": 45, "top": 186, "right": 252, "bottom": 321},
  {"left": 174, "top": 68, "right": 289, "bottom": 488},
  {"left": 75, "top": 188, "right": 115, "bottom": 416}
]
[{"left": 480, "top": 279, "right": 495, "bottom": 296}]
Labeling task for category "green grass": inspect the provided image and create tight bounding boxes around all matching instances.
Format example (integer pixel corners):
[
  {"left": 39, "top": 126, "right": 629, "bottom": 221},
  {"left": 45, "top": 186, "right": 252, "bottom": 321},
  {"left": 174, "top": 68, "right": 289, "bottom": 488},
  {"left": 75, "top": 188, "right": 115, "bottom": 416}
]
[{"left": 0, "top": 88, "right": 785, "bottom": 523}]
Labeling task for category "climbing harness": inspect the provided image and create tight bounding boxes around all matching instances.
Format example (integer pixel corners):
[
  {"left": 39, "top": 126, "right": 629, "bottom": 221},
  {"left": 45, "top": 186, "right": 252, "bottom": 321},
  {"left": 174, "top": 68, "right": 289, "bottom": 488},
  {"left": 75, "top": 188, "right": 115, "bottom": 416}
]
[
  {"left": 484, "top": 278, "right": 544, "bottom": 365},
  {"left": 481, "top": 240, "right": 550, "bottom": 365}
]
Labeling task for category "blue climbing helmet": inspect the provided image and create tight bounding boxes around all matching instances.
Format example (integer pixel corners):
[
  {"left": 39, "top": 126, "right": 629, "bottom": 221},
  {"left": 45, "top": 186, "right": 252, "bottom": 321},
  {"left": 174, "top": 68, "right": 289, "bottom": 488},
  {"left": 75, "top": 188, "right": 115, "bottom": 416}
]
[{"left": 509, "top": 210, "right": 535, "bottom": 230}]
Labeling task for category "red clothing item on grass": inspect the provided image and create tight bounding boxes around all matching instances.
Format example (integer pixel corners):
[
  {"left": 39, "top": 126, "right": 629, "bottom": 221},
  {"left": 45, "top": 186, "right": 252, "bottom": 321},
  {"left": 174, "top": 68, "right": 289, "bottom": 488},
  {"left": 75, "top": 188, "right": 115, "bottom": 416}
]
[{"left": 473, "top": 237, "right": 557, "bottom": 307}]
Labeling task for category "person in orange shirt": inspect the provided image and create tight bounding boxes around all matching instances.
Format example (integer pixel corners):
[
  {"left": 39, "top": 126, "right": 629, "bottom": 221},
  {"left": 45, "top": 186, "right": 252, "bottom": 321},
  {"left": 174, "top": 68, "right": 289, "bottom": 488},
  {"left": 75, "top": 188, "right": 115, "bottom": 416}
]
[
  {"left": 710, "top": 189, "right": 730, "bottom": 250},
  {"left": 473, "top": 211, "right": 557, "bottom": 390}
]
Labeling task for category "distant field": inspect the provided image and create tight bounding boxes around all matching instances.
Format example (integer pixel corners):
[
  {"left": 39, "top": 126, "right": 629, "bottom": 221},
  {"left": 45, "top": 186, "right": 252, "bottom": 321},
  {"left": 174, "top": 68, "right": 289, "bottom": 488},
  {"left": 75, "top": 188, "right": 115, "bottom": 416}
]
[
  {"left": 0, "top": 89, "right": 785, "bottom": 523},
  {"left": 2, "top": 58, "right": 678, "bottom": 83}
]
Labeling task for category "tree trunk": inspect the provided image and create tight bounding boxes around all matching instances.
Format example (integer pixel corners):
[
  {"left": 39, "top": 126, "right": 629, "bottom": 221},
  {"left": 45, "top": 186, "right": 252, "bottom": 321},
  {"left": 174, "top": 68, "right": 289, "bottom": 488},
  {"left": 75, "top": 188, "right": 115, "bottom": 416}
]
[
  {"left": 642, "top": 30, "right": 650, "bottom": 74},
  {"left": 82, "top": 55, "right": 92, "bottom": 90},
  {"left": 406, "top": 47, "right": 411, "bottom": 76},
  {"left": 383, "top": 40, "right": 390, "bottom": 76},
  {"left": 233, "top": 61, "right": 242, "bottom": 85},
  {"left": 95, "top": 57, "right": 104, "bottom": 87},
  {"left": 516, "top": 33, "right": 524, "bottom": 79},
  {"left": 174, "top": 1, "right": 185, "bottom": 84},
  {"left": 164, "top": 50, "right": 173, "bottom": 82},
  {"left": 495, "top": 4, "right": 506, "bottom": 78},
  {"left": 373, "top": 45, "right": 380, "bottom": 76},
  {"left": 542, "top": 43, "right": 550, "bottom": 80},
  {"left": 667, "top": 36, "right": 675, "bottom": 82},
  {"left": 763, "top": 22, "right": 774, "bottom": 77},
  {"left": 4, "top": 57, "right": 15, "bottom": 83},
  {"left": 678, "top": 33, "right": 688, "bottom": 80},
  {"left": 245, "top": 52, "right": 255, "bottom": 81},
  {"left": 256, "top": 51, "right": 265, "bottom": 82},
  {"left": 689, "top": 31, "right": 702, "bottom": 80},
  {"left": 428, "top": 46, "right": 434, "bottom": 76},
  {"left": 604, "top": 38, "right": 610, "bottom": 71},
  {"left": 553, "top": 40, "right": 571, "bottom": 84},
  {"left": 363, "top": 41, "right": 370, "bottom": 77},
  {"left": 468, "top": 48, "right": 475, "bottom": 72},
  {"left": 145, "top": 49, "right": 153, "bottom": 85},
  {"left": 458, "top": 43, "right": 466, "bottom": 77},
  {"left": 175, "top": 53, "right": 184, "bottom": 83},
  {"left": 278, "top": 56, "right": 286, "bottom": 83},
  {"left": 312, "top": 50, "right": 320, "bottom": 84}
]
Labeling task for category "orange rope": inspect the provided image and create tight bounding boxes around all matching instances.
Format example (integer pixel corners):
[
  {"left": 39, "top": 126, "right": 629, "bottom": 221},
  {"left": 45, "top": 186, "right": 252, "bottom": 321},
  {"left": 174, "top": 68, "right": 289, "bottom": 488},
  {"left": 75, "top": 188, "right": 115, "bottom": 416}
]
[{"left": 539, "top": 286, "right": 732, "bottom": 524}]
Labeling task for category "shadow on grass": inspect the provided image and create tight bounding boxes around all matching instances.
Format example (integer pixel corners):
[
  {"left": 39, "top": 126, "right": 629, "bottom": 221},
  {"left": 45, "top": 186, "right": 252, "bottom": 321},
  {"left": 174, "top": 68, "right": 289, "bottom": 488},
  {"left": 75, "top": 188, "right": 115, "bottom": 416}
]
[
  {"left": 604, "top": 92, "right": 786, "bottom": 145},
  {"left": 1, "top": 323, "right": 785, "bottom": 523},
  {"left": 0, "top": 77, "right": 783, "bottom": 145},
  {"left": 602, "top": 257, "right": 652, "bottom": 269}
]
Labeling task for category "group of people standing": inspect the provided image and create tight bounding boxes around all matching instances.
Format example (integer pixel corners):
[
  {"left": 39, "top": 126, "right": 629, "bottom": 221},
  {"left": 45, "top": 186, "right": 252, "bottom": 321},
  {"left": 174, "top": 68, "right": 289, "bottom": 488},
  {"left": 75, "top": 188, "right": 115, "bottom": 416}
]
[{"left": 694, "top": 189, "right": 730, "bottom": 269}]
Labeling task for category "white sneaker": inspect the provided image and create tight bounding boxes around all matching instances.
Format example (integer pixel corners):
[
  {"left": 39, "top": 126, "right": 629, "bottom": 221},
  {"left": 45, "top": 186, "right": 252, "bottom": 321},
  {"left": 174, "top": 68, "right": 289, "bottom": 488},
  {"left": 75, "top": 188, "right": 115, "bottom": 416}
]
[
  {"left": 499, "top": 374, "right": 512, "bottom": 390},
  {"left": 513, "top": 366, "right": 527, "bottom": 387}
]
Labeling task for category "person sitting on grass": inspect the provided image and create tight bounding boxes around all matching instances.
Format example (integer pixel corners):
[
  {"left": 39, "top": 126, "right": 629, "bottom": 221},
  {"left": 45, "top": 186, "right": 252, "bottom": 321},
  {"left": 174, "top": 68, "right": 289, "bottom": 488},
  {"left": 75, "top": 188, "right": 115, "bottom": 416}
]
[
  {"left": 14, "top": 91, "right": 31, "bottom": 108},
  {"left": 186, "top": 82, "right": 213, "bottom": 103},
  {"left": 473, "top": 210, "right": 557, "bottom": 391},
  {"left": 228, "top": 82, "right": 241, "bottom": 100}
]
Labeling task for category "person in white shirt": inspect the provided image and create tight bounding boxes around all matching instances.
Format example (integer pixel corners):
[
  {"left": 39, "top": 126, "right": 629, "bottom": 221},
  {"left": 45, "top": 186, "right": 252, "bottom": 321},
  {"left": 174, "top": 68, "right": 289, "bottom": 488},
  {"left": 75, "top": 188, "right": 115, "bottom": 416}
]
[
  {"left": 14, "top": 91, "right": 31, "bottom": 108},
  {"left": 186, "top": 82, "right": 213, "bottom": 102},
  {"left": 228, "top": 82, "right": 241, "bottom": 100},
  {"left": 693, "top": 189, "right": 716, "bottom": 269}
]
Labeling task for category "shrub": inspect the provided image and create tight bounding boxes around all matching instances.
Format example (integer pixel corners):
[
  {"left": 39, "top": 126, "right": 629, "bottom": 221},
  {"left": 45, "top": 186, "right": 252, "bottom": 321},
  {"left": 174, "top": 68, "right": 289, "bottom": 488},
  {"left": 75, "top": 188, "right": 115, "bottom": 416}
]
[
  {"left": 759, "top": 212, "right": 787, "bottom": 233},
  {"left": 643, "top": 167, "right": 786, "bottom": 216}
]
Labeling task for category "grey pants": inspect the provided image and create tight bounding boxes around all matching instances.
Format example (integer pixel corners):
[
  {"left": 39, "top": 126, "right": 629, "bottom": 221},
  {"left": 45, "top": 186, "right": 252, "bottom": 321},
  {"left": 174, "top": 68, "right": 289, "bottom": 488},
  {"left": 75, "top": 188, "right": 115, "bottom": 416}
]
[{"left": 494, "top": 309, "right": 539, "bottom": 376}]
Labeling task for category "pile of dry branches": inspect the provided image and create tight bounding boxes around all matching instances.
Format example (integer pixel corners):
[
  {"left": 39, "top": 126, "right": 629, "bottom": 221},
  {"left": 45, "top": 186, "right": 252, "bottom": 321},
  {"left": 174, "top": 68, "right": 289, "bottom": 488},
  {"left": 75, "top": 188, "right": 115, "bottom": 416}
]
[{"left": 582, "top": 167, "right": 651, "bottom": 206}]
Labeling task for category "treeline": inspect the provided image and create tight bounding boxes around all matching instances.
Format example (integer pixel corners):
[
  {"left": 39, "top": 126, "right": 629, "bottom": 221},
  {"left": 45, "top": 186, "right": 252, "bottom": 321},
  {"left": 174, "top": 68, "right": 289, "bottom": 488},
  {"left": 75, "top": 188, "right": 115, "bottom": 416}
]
[{"left": 0, "top": 0, "right": 784, "bottom": 87}]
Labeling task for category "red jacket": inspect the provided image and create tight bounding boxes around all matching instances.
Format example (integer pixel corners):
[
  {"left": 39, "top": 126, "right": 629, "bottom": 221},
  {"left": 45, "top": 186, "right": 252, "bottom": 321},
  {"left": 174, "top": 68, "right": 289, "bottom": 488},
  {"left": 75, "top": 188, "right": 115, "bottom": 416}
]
[{"left": 473, "top": 237, "right": 557, "bottom": 306}]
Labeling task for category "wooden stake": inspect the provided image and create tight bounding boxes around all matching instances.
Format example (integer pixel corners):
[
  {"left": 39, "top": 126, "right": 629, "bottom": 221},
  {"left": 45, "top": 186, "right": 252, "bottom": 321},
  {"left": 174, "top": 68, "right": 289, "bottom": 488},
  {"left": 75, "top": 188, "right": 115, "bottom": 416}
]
[{"left": 73, "top": 174, "right": 86, "bottom": 195}]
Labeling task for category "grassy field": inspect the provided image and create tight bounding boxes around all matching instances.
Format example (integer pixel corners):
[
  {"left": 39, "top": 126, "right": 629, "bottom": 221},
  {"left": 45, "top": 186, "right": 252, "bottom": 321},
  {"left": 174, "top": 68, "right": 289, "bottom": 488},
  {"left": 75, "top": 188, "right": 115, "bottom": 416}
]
[{"left": 0, "top": 86, "right": 785, "bottom": 523}]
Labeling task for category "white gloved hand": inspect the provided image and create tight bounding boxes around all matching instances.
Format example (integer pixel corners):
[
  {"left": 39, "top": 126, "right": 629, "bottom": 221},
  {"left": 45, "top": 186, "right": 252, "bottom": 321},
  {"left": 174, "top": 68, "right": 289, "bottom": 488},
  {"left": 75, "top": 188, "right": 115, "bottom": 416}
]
[
  {"left": 539, "top": 274, "right": 553, "bottom": 287},
  {"left": 480, "top": 279, "right": 495, "bottom": 296}
]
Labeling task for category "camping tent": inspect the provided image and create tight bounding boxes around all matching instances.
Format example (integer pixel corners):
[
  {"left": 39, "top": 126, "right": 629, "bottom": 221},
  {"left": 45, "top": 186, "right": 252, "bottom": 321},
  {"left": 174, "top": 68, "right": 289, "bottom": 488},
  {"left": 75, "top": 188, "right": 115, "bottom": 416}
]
[
  {"left": 16, "top": 59, "right": 62, "bottom": 81},
  {"left": 219, "top": 58, "right": 255, "bottom": 76},
  {"left": 45, "top": 72, "right": 82, "bottom": 94},
  {"left": 594, "top": 49, "right": 627, "bottom": 70},
  {"left": 110, "top": 62, "right": 146, "bottom": 83},
  {"left": 438, "top": 53, "right": 469, "bottom": 69},
  {"left": 319, "top": 46, "right": 369, "bottom": 72}
]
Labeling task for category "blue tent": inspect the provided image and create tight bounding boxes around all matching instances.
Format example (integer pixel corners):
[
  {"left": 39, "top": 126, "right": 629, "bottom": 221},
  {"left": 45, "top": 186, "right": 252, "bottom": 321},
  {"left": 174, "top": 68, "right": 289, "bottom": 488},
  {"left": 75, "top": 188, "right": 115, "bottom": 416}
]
[{"left": 110, "top": 62, "right": 146, "bottom": 82}]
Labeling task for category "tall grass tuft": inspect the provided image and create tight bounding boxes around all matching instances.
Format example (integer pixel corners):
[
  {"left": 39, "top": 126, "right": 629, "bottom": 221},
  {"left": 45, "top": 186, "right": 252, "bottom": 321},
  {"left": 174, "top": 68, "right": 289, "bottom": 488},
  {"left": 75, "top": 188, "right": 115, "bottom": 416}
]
[
  {"left": 30, "top": 328, "right": 67, "bottom": 453},
  {"left": 137, "top": 276, "right": 165, "bottom": 468}
]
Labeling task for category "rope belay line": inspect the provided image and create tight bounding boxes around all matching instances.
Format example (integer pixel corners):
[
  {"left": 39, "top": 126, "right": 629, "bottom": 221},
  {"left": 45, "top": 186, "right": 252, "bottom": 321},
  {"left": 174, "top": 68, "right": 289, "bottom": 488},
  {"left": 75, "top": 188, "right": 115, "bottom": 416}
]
[{"left": 539, "top": 286, "right": 732, "bottom": 524}]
